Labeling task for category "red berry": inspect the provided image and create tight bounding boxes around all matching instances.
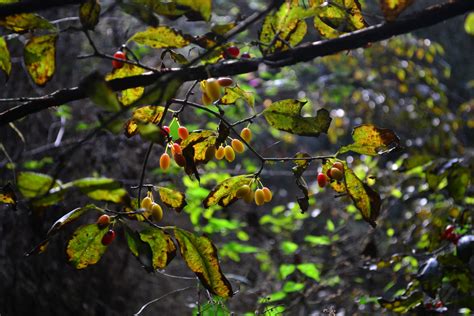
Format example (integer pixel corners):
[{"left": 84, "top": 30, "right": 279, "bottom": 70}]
[
  {"left": 241, "top": 52, "right": 251, "bottom": 59},
  {"left": 434, "top": 301, "right": 443, "bottom": 308},
  {"left": 225, "top": 46, "right": 240, "bottom": 58},
  {"left": 442, "top": 225, "right": 455, "bottom": 239},
  {"left": 317, "top": 173, "right": 328, "bottom": 188},
  {"left": 101, "top": 229, "right": 116, "bottom": 245},
  {"left": 112, "top": 51, "right": 126, "bottom": 69},
  {"left": 161, "top": 126, "right": 170, "bottom": 136},
  {"left": 178, "top": 126, "right": 189, "bottom": 140}
]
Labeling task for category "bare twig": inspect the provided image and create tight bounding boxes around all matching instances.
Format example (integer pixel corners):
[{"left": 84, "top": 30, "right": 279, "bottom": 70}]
[{"left": 134, "top": 286, "right": 194, "bottom": 315}]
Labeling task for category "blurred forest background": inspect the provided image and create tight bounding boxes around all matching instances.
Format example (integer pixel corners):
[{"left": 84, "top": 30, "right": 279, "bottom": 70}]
[{"left": 0, "top": 0, "right": 473, "bottom": 315}]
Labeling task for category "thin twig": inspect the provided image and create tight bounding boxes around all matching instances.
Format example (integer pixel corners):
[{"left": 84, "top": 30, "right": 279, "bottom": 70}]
[{"left": 134, "top": 286, "right": 194, "bottom": 315}]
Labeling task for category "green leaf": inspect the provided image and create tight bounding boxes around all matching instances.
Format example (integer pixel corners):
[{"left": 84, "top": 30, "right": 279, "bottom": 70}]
[
  {"left": 17, "top": 171, "right": 55, "bottom": 198},
  {"left": 280, "top": 241, "right": 298, "bottom": 255},
  {"left": 378, "top": 291, "right": 423, "bottom": 313},
  {"left": 124, "top": 105, "right": 165, "bottom": 138},
  {"left": 133, "top": 0, "right": 212, "bottom": 21},
  {"left": 132, "top": 75, "right": 182, "bottom": 107},
  {"left": 0, "top": 13, "right": 55, "bottom": 33},
  {"left": 72, "top": 177, "right": 128, "bottom": 204},
  {"left": 129, "top": 26, "right": 190, "bottom": 49},
  {"left": 314, "top": 0, "right": 367, "bottom": 39},
  {"left": 106, "top": 63, "right": 145, "bottom": 105},
  {"left": 263, "top": 99, "right": 331, "bottom": 136},
  {"left": 156, "top": 186, "right": 187, "bottom": 212},
  {"left": 0, "top": 183, "right": 16, "bottom": 205},
  {"left": 174, "top": 228, "right": 233, "bottom": 298},
  {"left": 338, "top": 124, "right": 400, "bottom": 156},
  {"left": 465, "top": 13, "right": 474, "bottom": 36},
  {"left": 203, "top": 174, "right": 253, "bottom": 208},
  {"left": 279, "top": 264, "right": 296, "bottom": 279},
  {"left": 124, "top": 226, "right": 154, "bottom": 270},
  {"left": 220, "top": 85, "right": 255, "bottom": 108},
  {"left": 24, "top": 34, "right": 58, "bottom": 86},
  {"left": 80, "top": 0, "right": 101, "bottom": 30},
  {"left": 283, "top": 281, "right": 305, "bottom": 293},
  {"left": 66, "top": 224, "right": 110, "bottom": 269},
  {"left": 297, "top": 263, "right": 320, "bottom": 281},
  {"left": 0, "top": 36, "right": 11, "bottom": 79},
  {"left": 304, "top": 235, "right": 331, "bottom": 246},
  {"left": 380, "top": 0, "right": 415, "bottom": 21},
  {"left": 140, "top": 228, "right": 176, "bottom": 270},
  {"left": 323, "top": 159, "right": 381, "bottom": 227},
  {"left": 80, "top": 72, "right": 121, "bottom": 112},
  {"left": 259, "top": 1, "right": 309, "bottom": 54},
  {"left": 47, "top": 205, "right": 100, "bottom": 237},
  {"left": 447, "top": 166, "right": 470, "bottom": 202}
]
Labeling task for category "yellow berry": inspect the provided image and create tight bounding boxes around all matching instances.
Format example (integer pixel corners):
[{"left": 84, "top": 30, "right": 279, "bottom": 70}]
[
  {"left": 206, "top": 78, "right": 221, "bottom": 102},
  {"left": 160, "top": 153, "right": 171, "bottom": 170},
  {"left": 231, "top": 139, "right": 245, "bottom": 153},
  {"left": 141, "top": 196, "right": 153, "bottom": 210},
  {"left": 236, "top": 184, "right": 251, "bottom": 198},
  {"left": 329, "top": 167, "right": 343, "bottom": 181},
  {"left": 243, "top": 190, "right": 254, "bottom": 204},
  {"left": 254, "top": 189, "right": 265, "bottom": 206},
  {"left": 333, "top": 161, "right": 344, "bottom": 171},
  {"left": 151, "top": 203, "right": 163, "bottom": 222},
  {"left": 215, "top": 146, "right": 225, "bottom": 160},
  {"left": 262, "top": 187, "right": 272, "bottom": 202},
  {"left": 240, "top": 127, "right": 252, "bottom": 143},
  {"left": 224, "top": 145, "right": 235, "bottom": 162}
]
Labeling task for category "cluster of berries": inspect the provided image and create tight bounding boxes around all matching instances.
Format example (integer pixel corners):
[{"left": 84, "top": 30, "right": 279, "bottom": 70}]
[
  {"left": 236, "top": 184, "right": 272, "bottom": 206},
  {"left": 317, "top": 161, "right": 344, "bottom": 188},
  {"left": 215, "top": 127, "right": 251, "bottom": 162},
  {"left": 159, "top": 125, "right": 189, "bottom": 170},
  {"left": 96, "top": 214, "right": 115, "bottom": 245},
  {"left": 140, "top": 194, "right": 163, "bottom": 222},
  {"left": 200, "top": 77, "right": 234, "bottom": 106}
]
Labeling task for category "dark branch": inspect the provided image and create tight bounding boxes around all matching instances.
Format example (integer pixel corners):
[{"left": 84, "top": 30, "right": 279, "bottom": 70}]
[
  {"left": 0, "top": 0, "right": 472, "bottom": 126},
  {"left": 0, "top": 0, "right": 83, "bottom": 18}
]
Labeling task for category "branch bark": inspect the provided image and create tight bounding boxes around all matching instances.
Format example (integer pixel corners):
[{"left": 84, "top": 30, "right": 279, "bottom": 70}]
[
  {"left": 0, "top": 0, "right": 83, "bottom": 18},
  {"left": 1, "top": 0, "right": 473, "bottom": 126}
]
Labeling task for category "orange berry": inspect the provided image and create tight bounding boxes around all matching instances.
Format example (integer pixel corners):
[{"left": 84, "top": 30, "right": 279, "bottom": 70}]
[
  {"left": 236, "top": 184, "right": 251, "bottom": 198},
  {"left": 224, "top": 145, "right": 235, "bottom": 162},
  {"left": 254, "top": 189, "right": 265, "bottom": 206},
  {"left": 151, "top": 203, "right": 163, "bottom": 222},
  {"left": 231, "top": 139, "right": 245, "bottom": 153},
  {"left": 333, "top": 161, "right": 344, "bottom": 172},
  {"left": 262, "top": 187, "right": 272, "bottom": 202},
  {"left": 217, "top": 77, "right": 233, "bottom": 87},
  {"left": 178, "top": 126, "right": 189, "bottom": 140},
  {"left": 171, "top": 143, "right": 182, "bottom": 155},
  {"left": 329, "top": 167, "right": 343, "bottom": 181},
  {"left": 141, "top": 196, "right": 153, "bottom": 210},
  {"left": 160, "top": 153, "right": 171, "bottom": 170},
  {"left": 97, "top": 214, "right": 111, "bottom": 227},
  {"left": 206, "top": 78, "right": 221, "bottom": 102},
  {"left": 215, "top": 146, "right": 225, "bottom": 160},
  {"left": 240, "top": 128, "right": 252, "bottom": 143}
]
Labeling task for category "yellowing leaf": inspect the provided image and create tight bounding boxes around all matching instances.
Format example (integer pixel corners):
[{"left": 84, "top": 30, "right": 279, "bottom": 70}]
[
  {"left": 203, "top": 175, "right": 253, "bottom": 208},
  {"left": 465, "top": 13, "right": 474, "bottom": 36},
  {"left": 66, "top": 224, "right": 109, "bottom": 269},
  {"left": 380, "top": 0, "right": 414, "bottom": 22},
  {"left": 180, "top": 130, "right": 218, "bottom": 180},
  {"left": 72, "top": 177, "right": 129, "bottom": 204},
  {"left": 47, "top": 205, "right": 100, "bottom": 237},
  {"left": 220, "top": 85, "right": 255, "bottom": 108},
  {"left": 174, "top": 228, "right": 233, "bottom": 297},
  {"left": 129, "top": 26, "right": 190, "bottom": 49},
  {"left": 263, "top": 99, "right": 331, "bottom": 136},
  {"left": 314, "top": 0, "right": 367, "bottom": 39},
  {"left": 0, "top": 37, "right": 11, "bottom": 78},
  {"left": 133, "top": 0, "right": 211, "bottom": 21},
  {"left": 17, "top": 171, "right": 55, "bottom": 198},
  {"left": 156, "top": 186, "right": 187, "bottom": 212},
  {"left": 338, "top": 124, "right": 400, "bottom": 156},
  {"left": 323, "top": 159, "right": 381, "bottom": 227},
  {"left": 378, "top": 291, "right": 423, "bottom": 313},
  {"left": 0, "top": 183, "right": 16, "bottom": 205},
  {"left": 106, "top": 63, "right": 145, "bottom": 105},
  {"left": 259, "top": 1, "right": 309, "bottom": 54},
  {"left": 0, "top": 13, "right": 55, "bottom": 33},
  {"left": 80, "top": 0, "right": 101, "bottom": 29},
  {"left": 124, "top": 105, "right": 165, "bottom": 137},
  {"left": 24, "top": 34, "right": 57, "bottom": 86},
  {"left": 140, "top": 228, "right": 176, "bottom": 269}
]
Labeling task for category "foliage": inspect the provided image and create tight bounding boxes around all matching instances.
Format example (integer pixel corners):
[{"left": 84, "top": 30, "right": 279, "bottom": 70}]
[{"left": 0, "top": 0, "right": 473, "bottom": 315}]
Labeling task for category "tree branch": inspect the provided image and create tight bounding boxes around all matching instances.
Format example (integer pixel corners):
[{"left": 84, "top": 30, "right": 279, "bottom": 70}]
[
  {"left": 0, "top": 0, "right": 83, "bottom": 18},
  {"left": 0, "top": 0, "right": 472, "bottom": 126}
]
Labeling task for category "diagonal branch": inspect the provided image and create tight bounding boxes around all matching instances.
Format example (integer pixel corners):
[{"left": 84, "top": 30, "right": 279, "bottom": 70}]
[
  {"left": 0, "top": 0, "right": 83, "bottom": 18},
  {"left": 0, "top": 0, "right": 473, "bottom": 127}
]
